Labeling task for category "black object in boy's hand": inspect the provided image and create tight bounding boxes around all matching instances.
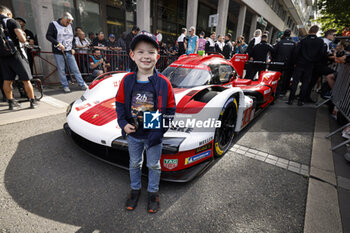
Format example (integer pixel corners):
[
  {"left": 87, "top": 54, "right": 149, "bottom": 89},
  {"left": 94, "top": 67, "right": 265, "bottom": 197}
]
[{"left": 131, "top": 117, "right": 139, "bottom": 130}]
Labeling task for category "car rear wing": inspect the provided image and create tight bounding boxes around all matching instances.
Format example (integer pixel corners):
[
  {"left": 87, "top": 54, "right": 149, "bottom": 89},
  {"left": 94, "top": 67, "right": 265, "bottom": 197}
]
[{"left": 230, "top": 54, "right": 249, "bottom": 78}]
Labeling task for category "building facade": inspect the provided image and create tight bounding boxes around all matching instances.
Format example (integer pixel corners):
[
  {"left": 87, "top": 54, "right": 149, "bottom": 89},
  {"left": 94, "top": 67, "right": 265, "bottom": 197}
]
[{"left": 3, "top": 0, "right": 314, "bottom": 51}]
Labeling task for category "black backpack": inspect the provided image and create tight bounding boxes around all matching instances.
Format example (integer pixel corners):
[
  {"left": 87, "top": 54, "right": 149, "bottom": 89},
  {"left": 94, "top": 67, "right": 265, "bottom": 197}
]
[{"left": 0, "top": 18, "right": 17, "bottom": 57}]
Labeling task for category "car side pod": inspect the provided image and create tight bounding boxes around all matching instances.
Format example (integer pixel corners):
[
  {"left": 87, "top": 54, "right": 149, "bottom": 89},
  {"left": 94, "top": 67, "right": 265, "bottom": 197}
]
[{"left": 112, "top": 137, "right": 186, "bottom": 154}]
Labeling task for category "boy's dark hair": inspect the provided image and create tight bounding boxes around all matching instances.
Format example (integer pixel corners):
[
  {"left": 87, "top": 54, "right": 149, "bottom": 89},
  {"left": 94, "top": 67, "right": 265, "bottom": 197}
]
[
  {"left": 92, "top": 48, "right": 101, "bottom": 53},
  {"left": 225, "top": 33, "right": 232, "bottom": 39},
  {"left": 309, "top": 25, "right": 319, "bottom": 34},
  {"left": 210, "top": 32, "right": 216, "bottom": 36},
  {"left": 283, "top": 29, "right": 291, "bottom": 37},
  {"left": 182, "top": 28, "right": 187, "bottom": 33},
  {"left": 261, "top": 34, "right": 268, "bottom": 40},
  {"left": 200, "top": 31, "right": 205, "bottom": 36},
  {"left": 75, "top": 27, "right": 82, "bottom": 32},
  {"left": 324, "top": 29, "right": 337, "bottom": 37}
]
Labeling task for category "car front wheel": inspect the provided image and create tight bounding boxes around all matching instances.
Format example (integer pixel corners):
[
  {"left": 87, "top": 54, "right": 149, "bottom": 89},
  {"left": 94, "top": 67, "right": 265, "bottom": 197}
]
[{"left": 213, "top": 96, "right": 238, "bottom": 157}]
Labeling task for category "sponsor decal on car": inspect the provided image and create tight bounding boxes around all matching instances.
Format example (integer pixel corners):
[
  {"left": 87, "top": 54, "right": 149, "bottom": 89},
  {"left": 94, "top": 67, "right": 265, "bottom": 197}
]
[
  {"left": 170, "top": 126, "right": 193, "bottom": 133},
  {"left": 195, "top": 143, "right": 212, "bottom": 154},
  {"left": 185, "top": 150, "right": 211, "bottom": 165},
  {"left": 199, "top": 136, "right": 213, "bottom": 146},
  {"left": 75, "top": 103, "right": 92, "bottom": 111},
  {"left": 264, "top": 89, "right": 271, "bottom": 94},
  {"left": 163, "top": 159, "right": 178, "bottom": 170}
]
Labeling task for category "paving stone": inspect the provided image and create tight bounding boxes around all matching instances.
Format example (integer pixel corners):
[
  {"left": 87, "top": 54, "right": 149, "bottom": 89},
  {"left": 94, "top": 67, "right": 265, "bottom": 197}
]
[
  {"left": 255, "top": 154, "right": 266, "bottom": 161},
  {"left": 275, "top": 162, "right": 288, "bottom": 169},
  {"left": 239, "top": 146, "right": 249, "bottom": 151},
  {"left": 288, "top": 165, "right": 301, "bottom": 173},
  {"left": 304, "top": 178, "right": 342, "bottom": 233},
  {"left": 257, "top": 151, "right": 268, "bottom": 156},
  {"left": 301, "top": 164, "right": 309, "bottom": 170},
  {"left": 277, "top": 157, "right": 289, "bottom": 165},
  {"left": 265, "top": 158, "right": 277, "bottom": 165},
  {"left": 236, "top": 149, "right": 246, "bottom": 155},
  {"left": 289, "top": 161, "right": 301, "bottom": 169},
  {"left": 230, "top": 148, "right": 237, "bottom": 152},
  {"left": 247, "top": 148, "right": 258, "bottom": 154},
  {"left": 267, "top": 154, "right": 278, "bottom": 161},
  {"left": 300, "top": 169, "right": 310, "bottom": 176},
  {"left": 233, "top": 144, "right": 240, "bottom": 149},
  {"left": 245, "top": 152, "right": 255, "bottom": 158}
]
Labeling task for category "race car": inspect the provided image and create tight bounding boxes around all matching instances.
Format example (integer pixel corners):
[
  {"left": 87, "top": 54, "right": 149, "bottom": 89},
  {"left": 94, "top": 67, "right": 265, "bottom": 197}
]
[{"left": 64, "top": 53, "right": 282, "bottom": 182}]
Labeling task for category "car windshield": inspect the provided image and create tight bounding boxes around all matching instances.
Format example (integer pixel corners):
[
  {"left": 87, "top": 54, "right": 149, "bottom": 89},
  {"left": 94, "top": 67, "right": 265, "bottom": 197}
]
[{"left": 162, "top": 66, "right": 211, "bottom": 88}]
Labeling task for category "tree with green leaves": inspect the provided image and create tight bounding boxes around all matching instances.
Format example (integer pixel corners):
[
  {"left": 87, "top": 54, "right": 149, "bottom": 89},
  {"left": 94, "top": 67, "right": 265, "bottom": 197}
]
[{"left": 315, "top": 0, "right": 350, "bottom": 34}]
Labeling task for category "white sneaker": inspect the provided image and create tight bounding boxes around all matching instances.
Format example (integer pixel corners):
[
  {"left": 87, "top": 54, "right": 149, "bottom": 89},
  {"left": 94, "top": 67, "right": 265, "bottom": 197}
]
[
  {"left": 81, "top": 83, "right": 88, "bottom": 90},
  {"left": 63, "top": 87, "right": 71, "bottom": 93}
]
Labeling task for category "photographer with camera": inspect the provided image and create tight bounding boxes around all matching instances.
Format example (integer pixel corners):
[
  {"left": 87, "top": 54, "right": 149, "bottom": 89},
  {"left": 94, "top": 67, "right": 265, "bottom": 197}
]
[
  {"left": 234, "top": 35, "right": 247, "bottom": 54},
  {"left": 89, "top": 48, "right": 110, "bottom": 79},
  {"left": 0, "top": 6, "right": 38, "bottom": 110}
]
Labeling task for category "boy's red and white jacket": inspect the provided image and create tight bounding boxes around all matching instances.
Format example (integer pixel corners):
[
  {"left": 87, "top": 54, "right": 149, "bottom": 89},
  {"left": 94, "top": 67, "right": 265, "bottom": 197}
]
[{"left": 115, "top": 69, "right": 176, "bottom": 147}]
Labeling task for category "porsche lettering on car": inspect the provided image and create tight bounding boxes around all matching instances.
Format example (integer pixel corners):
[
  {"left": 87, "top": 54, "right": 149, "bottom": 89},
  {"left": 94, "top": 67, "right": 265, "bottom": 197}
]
[{"left": 64, "top": 54, "right": 282, "bottom": 182}]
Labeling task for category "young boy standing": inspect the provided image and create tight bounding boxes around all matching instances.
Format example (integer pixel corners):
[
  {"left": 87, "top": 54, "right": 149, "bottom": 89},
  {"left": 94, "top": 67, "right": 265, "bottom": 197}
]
[{"left": 115, "top": 31, "right": 176, "bottom": 213}]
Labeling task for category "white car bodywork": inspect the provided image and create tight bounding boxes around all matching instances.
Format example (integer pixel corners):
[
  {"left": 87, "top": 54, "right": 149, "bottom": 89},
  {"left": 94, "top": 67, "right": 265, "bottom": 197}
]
[{"left": 66, "top": 72, "right": 254, "bottom": 152}]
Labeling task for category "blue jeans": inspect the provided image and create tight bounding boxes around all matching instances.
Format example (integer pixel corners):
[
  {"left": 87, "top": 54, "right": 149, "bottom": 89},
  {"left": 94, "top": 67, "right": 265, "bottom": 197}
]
[
  {"left": 127, "top": 135, "right": 162, "bottom": 192},
  {"left": 54, "top": 52, "right": 86, "bottom": 88}
]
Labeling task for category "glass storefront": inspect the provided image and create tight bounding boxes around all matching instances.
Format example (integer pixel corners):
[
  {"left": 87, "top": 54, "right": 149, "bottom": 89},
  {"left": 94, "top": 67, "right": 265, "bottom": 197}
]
[
  {"left": 151, "top": 0, "right": 187, "bottom": 44},
  {"left": 227, "top": 0, "right": 240, "bottom": 40},
  {"left": 12, "top": 0, "right": 36, "bottom": 34},
  {"left": 106, "top": 6, "right": 125, "bottom": 36},
  {"left": 106, "top": 0, "right": 135, "bottom": 38},
  {"left": 8, "top": 0, "right": 291, "bottom": 50},
  {"left": 197, "top": 0, "right": 218, "bottom": 37},
  {"left": 77, "top": 0, "right": 102, "bottom": 34},
  {"left": 52, "top": 0, "right": 76, "bottom": 21},
  {"left": 243, "top": 10, "right": 253, "bottom": 40}
]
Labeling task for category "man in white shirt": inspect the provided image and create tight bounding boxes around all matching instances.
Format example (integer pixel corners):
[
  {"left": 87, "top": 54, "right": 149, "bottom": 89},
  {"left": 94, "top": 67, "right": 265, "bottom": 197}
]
[{"left": 177, "top": 28, "right": 187, "bottom": 56}]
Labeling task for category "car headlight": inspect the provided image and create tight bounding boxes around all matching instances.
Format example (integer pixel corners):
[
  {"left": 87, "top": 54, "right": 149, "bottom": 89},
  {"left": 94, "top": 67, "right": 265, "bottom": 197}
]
[{"left": 66, "top": 101, "right": 74, "bottom": 117}]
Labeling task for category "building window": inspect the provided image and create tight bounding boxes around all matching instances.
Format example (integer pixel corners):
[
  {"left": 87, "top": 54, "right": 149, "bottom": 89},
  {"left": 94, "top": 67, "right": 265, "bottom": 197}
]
[
  {"left": 106, "top": 5, "right": 125, "bottom": 36},
  {"left": 77, "top": 0, "right": 102, "bottom": 34},
  {"left": 53, "top": 0, "right": 76, "bottom": 21},
  {"left": 12, "top": 0, "right": 36, "bottom": 34},
  {"left": 226, "top": 0, "right": 240, "bottom": 40},
  {"left": 197, "top": 0, "right": 218, "bottom": 37},
  {"left": 151, "top": 0, "right": 187, "bottom": 44},
  {"left": 243, "top": 10, "right": 253, "bottom": 40}
]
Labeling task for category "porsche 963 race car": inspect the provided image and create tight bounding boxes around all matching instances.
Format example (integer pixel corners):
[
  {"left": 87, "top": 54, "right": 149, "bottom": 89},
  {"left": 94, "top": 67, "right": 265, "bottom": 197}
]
[{"left": 64, "top": 54, "right": 282, "bottom": 182}]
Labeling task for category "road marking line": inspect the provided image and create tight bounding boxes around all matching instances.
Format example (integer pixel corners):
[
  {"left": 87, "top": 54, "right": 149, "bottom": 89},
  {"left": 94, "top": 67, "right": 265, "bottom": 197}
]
[{"left": 230, "top": 144, "right": 310, "bottom": 177}]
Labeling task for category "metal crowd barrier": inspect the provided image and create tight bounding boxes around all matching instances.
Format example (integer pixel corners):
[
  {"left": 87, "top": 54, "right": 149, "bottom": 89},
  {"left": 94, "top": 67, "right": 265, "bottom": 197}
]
[
  {"left": 31, "top": 49, "right": 179, "bottom": 84},
  {"left": 325, "top": 63, "right": 350, "bottom": 150},
  {"left": 75, "top": 50, "right": 130, "bottom": 80}
]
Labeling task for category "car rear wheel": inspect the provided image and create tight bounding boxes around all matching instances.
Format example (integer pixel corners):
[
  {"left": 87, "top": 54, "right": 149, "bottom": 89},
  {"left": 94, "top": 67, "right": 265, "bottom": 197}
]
[{"left": 213, "top": 96, "right": 238, "bottom": 157}]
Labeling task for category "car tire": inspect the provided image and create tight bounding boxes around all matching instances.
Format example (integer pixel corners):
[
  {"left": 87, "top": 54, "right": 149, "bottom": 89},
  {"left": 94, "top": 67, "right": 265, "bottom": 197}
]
[{"left": 213, "top": 96, "right": 238, "bottom": 158}]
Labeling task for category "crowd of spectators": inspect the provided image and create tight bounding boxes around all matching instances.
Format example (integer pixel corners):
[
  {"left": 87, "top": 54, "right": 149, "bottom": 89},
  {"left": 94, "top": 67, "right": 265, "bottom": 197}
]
[{"left": 2, "top": 7, "right": 349, "bottom": 102}]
